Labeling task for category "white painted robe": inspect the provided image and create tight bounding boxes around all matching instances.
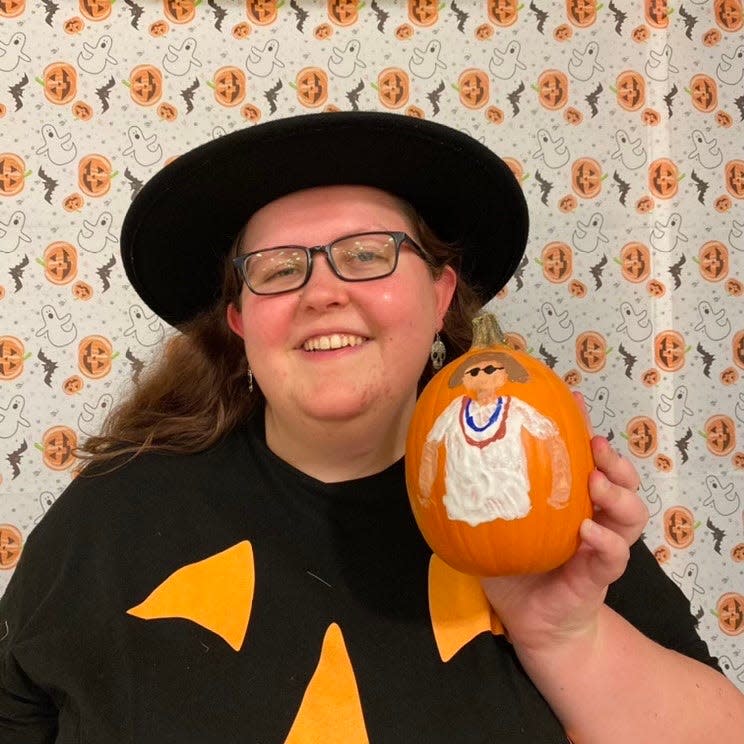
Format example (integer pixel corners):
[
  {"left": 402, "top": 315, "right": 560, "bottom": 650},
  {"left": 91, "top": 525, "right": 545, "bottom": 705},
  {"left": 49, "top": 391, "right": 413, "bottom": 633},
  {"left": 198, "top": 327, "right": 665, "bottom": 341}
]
[{"left": 426, "top": 395, "right": 559, "bottom": 526}]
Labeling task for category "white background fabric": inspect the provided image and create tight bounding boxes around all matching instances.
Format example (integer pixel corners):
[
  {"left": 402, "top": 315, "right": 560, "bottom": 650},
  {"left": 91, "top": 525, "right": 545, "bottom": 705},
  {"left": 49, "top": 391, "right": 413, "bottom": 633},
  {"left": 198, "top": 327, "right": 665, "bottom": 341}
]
[{"left": 0, "top": 0, "right": 742, "bottom": 691}]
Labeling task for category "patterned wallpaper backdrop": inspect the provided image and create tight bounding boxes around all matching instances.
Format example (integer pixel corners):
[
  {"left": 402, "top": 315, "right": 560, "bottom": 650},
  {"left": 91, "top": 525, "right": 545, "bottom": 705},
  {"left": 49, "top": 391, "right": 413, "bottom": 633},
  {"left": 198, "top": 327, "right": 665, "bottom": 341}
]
[{"left": 0, "top": 0, "right": 743, "bottom": 690}]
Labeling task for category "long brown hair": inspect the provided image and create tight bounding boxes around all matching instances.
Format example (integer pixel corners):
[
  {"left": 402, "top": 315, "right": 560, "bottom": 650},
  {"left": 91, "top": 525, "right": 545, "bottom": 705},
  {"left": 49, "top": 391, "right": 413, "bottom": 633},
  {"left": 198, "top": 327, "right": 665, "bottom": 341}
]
[{"left": 76, "top": 204, "right": 482, "bottom": 468}]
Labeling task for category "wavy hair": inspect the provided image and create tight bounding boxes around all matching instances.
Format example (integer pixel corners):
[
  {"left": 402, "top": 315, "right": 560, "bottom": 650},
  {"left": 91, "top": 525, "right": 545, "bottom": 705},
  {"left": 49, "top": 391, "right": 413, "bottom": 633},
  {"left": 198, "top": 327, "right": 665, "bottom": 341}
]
[{"left": 76, "top": 203, "right": 482, "bottom": 469}]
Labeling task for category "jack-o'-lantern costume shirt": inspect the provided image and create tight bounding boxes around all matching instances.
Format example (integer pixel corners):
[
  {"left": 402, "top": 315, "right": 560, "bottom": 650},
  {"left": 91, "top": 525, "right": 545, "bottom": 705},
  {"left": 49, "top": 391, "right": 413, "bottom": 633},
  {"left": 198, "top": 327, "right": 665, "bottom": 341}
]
[{"left": 0, "top": 417, "right": 720, "bottom": 743}]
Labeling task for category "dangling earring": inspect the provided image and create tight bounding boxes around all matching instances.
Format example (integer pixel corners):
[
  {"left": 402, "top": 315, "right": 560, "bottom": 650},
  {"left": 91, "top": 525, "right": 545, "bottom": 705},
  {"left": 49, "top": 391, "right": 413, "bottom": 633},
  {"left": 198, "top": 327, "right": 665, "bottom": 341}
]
[
  {"left": 430, "top": 332, "right": 446, "bottom": 370},
  {"left": 246, "top": 366, "right": 254, "bottom": 393}
]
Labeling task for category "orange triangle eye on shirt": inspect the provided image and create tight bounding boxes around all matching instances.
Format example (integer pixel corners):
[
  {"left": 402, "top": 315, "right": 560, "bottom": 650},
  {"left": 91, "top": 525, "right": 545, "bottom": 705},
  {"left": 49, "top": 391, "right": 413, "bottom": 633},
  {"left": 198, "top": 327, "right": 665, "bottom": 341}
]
[{"left": 125, "top": 542, "right": 503, "bottom": 742}]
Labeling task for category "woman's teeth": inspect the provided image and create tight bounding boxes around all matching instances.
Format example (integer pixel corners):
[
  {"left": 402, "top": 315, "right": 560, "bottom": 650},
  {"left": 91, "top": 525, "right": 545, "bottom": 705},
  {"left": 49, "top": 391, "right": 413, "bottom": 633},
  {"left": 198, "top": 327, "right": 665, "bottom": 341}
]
[{"left": 303, "top": 334, "right": 366, "bottom": 351}]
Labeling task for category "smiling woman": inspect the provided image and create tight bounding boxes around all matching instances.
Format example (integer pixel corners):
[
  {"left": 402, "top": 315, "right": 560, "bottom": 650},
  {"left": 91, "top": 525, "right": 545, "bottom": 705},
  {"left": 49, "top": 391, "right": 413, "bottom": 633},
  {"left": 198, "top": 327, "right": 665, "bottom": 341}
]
[{"left": 0, "top": 112, "right": 741, "bottom": 743}]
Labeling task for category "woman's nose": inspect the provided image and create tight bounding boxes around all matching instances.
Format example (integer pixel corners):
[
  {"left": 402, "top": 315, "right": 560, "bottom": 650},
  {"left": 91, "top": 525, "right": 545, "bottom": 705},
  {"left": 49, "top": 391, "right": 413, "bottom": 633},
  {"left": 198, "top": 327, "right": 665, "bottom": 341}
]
[{"left": 298, "top": 251, "right": 350, "bottom": 309}]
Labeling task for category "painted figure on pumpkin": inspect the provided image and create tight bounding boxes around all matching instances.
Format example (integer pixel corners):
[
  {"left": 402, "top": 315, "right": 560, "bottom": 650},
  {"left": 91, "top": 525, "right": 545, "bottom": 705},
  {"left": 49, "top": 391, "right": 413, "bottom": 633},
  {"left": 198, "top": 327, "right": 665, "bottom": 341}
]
[{"left": 418, "top": 350, "right": 571, "bottom": 526}]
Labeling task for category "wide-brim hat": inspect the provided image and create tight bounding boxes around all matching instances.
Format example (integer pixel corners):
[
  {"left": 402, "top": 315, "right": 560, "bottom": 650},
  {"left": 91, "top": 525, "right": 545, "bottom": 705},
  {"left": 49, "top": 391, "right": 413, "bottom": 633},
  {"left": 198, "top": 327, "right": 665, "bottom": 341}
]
[{"left": 121, "top": 111, "right": 528, "bottom": 327}]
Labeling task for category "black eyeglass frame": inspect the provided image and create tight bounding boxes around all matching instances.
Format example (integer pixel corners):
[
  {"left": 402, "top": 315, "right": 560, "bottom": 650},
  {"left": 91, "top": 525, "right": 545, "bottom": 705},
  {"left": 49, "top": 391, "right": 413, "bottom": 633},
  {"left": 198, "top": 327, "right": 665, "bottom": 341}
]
[{"left": 232, "top": 231, "right": 436, "bottom": 296}]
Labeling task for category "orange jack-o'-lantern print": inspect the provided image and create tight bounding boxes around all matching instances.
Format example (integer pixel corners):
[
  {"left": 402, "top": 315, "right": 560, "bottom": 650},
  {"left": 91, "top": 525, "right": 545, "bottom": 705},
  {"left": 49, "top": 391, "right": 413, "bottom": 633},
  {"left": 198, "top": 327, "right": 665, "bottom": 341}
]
[
  {"left": 0, "top": 336, "right": 27, "bottom": 381},
  {"left": 408, "top": 0, "right": 439, "bottom": 25},
  {"left": 488, "top": 0, "right": 519, "bottom": 26},
  {"left": 78, "top": 335, "right": 115, "bottom": 379},
  {"left": 663, "top": 506, "right": 695, "bottom": 549},
  {"left": 328, "top": 0, "right": 359, "bottom": 25},
  {"left": 620, "top": 242, "right": 651, "bottom": 283},
  {"left": 72, "top": 100, "right": 93, "bottom": 121},
  {"left": 645, "top": 0, "right": 669, "bottom": 27},
  {"left": 726, "top": 278, "right": 743, "bottom": 297},
  {"left": 0, "top": 525, "right": 22, "bottom": 570},
  {"left": 647, "top": 278, "right": 665, "bottom": 298},
  {"left": 64, "top": 16, "right": 85, "bottom": 33},
  {"left": 163, "top": 0, "right": 197, "bottom": 23},
  {"left": 626, "top": 416, "right": 657, "bottom": 458},
  {"left": 654, "top": 330, "right": 686, "bottom": 372},
  {"left": 212, "top": 67, "right": 246, "bottom": 107},
  {"left": 558, "top": 194, "right": 577, "bottom": 212},
  {"left": 540, "top": 242, "right": 573, "bottom": 283},
  {"left": 41, "top": 426, "right": 78, "bottom": 471},
  {"left": 714, "top": 0, "right": 744, "bottom": 30},
  {"left": 295, "top": 67, "right": 329, "bottom": 108},
  {"left": 575, "top": 331, "right": 607, "bottom": 372},
  {"left": 571, "top": 158, "right": 603, "bottom": 199},
  {"left": 0, "top": 154, "right": 27, "bottom": 197},
  {"left": 688, "top": 74, "right": 717, "bottom": 113},
  {"left": 63, "top": 375, "right": 84, "bottom": 395},
  {"left": 654, "top": 454, "right": 673, "bottom": 472},
  {"left": 721, "top": 366, "right": 739, "bottom": 385},
  {"left": 733, "top": 330, "right": 744, "bottom": 369},
  {"left": 128, "top": 65, "right": 163, "bottom": 107},
  {"left": 705, "top": 415, "right": 736, "bottom": 456},
  {"left": 63, "top": 192, "right": 84, "bottom": 211},
  {"left": 41, "top": 62, "right": 77, "bottom": 105},
  {"left": 458, "top": 69, "right": 490, "bottom": 109},
  {"left": 376, "top": 68, "right": 409, "bottom": 109},
  {"left": 648, "top": 158, "right": 680, "bottom": 199},
  {"left": 246, "top": 0, "right": 278, "bottom": 24},
  {"left": 725, "top": 160, "right": 744, "bottom": 199},
  {"left": 698, "top": 241, "right": 728, "bottom": 281},
  {"left": 43, "top": 242, "right": 78, "bottom": 285},
  {"left": 654, "top": 545, "right": 670, "bottom": 563},
  {"left": 157, "top": 102, "right": 178, "bottom": 121},
  {"left": 79, "top": 0, "right": 111, "bottom": 21},
  {"left": 732, "top": 544, "right": 744, "bottom": 562},
  {"left": 0, "top": 0, "right": 25, "bottom": 17},
  {"left": 716, "top": 593, "right": 744, "bottom": 636},
  {"left": 150, "top": 19, "right": 170, "bottom": 36},
  {"left": 78, "top": 154, "right": 114, "bottom": 197},
  {"left": 537, "top": 70, "right": 569, "bottom": 110},
  {"left": 72, "top": 280, "right": 93, "bottom": 300},
  {"left": 641, "top": 368, "right": 660, "bottom": 387},
  {"left": 615, "top": 70, "right": 645, "bottom": 111},
  {"left": 565, "top": 0, "right": 596, "bottom": 26}
]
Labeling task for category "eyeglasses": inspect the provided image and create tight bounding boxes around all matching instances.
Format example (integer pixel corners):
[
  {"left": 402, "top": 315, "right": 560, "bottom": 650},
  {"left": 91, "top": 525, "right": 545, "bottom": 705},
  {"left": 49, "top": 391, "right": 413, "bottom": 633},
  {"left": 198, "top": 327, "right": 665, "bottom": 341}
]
[
  {"left": 464, "top": 365, "right": 505, "bottom": 377},
  {"left": 232, "top": 231, "right": 434, "bottom": 295}
]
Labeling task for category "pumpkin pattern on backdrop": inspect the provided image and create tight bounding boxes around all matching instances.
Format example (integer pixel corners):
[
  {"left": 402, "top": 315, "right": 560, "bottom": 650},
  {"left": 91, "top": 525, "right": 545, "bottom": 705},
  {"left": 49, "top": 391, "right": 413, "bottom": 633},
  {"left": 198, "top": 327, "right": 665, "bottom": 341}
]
[{"left": 0, "top": 0, "right": 742, "bottom": 693}]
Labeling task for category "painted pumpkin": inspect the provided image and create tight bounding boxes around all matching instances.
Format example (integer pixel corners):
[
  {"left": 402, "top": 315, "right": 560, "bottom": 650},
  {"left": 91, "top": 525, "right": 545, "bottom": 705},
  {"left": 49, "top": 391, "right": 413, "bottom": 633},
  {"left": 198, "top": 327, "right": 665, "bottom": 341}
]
[{"left": 405, "top": 313, "right": 593, "bottom": 576}]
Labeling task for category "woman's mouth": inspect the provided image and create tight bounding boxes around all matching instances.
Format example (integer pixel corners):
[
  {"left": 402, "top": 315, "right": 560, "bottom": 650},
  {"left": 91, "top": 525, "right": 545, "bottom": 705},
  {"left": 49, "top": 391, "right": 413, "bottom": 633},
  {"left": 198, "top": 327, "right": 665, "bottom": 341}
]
[{"left": 302, "top": 334, "right": 367, "bottom": 352}]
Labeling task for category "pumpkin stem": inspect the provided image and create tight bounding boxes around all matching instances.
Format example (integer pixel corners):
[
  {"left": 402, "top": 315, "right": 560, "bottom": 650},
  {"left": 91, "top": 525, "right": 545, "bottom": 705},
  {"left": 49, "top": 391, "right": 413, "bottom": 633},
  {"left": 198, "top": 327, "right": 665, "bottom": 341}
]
[{"left": 471, "top": 312, "right": 508, "bottom": 348}]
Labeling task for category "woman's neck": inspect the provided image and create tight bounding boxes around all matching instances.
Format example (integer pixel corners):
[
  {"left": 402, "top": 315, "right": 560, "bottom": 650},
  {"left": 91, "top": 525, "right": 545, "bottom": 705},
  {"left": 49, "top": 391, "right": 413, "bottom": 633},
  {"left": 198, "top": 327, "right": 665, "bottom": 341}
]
[{"left": 263, "top": 399, "right": 414, "bottom": 483}]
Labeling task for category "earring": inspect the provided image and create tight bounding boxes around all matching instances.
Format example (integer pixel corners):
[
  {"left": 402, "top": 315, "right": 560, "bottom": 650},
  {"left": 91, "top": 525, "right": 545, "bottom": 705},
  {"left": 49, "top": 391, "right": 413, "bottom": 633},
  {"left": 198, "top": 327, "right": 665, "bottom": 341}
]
[
  {"left": 430, "top": 332, "right": 446, "bottom": 371},
  {"left": 246, "top": 366, "right": 254, "bottom": 393}
]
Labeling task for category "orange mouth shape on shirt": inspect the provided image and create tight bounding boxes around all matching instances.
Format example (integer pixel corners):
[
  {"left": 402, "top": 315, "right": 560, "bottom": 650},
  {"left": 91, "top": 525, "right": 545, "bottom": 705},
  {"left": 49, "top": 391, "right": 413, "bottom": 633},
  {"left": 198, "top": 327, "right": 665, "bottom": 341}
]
[{"left": 302, "top": 334, "right": 368, "bottom": 352}]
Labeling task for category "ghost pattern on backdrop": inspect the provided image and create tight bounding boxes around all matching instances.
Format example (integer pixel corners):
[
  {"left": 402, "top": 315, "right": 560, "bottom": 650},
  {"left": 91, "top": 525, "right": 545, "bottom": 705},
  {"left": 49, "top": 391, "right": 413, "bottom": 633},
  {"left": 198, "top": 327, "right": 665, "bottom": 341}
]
[{"left": 0, "top": 0, "right": 742, "bottom": 692}]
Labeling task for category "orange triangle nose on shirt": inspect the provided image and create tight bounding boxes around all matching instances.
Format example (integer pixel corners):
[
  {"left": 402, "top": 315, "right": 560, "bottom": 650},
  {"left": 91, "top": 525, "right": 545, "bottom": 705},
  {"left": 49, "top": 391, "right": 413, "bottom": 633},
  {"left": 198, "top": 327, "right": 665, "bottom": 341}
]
[
  {"left": 127, "top": 540, "right": 255, "bottom": 652},
  {"left": 428, "top": 553, "right": 504, "bottom": 663},
  {"left": 284, "top": 623, "right": 369, "bottom": 744}
]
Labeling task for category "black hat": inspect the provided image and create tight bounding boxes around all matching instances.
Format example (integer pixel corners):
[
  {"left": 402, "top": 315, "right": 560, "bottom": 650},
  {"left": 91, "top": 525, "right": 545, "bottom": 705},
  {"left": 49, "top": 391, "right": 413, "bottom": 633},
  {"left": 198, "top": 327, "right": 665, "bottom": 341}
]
[{"left": 121, "top": 112, "right": 528, "bottom": 327}]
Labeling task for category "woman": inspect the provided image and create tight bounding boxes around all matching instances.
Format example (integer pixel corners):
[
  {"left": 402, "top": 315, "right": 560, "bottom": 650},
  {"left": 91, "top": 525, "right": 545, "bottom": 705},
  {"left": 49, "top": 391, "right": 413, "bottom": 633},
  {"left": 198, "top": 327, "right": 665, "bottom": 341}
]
[{"left": 0, "top": 113, "right": 741, "bottom": 743}]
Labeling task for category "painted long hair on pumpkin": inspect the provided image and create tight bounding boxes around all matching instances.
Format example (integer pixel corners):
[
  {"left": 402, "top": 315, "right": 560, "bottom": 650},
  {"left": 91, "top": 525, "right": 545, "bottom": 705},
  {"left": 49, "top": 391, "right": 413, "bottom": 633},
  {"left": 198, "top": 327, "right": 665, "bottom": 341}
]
[{"left": 75, "top": 205, "right": 482, "bottom": 470}]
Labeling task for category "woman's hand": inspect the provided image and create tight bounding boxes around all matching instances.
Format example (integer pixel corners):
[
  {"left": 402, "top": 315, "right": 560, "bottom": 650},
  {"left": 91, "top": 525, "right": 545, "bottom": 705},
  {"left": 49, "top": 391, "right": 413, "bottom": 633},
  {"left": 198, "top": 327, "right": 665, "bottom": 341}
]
[{"left": 481, "top": 393, "right": 648, "bottom": 653}]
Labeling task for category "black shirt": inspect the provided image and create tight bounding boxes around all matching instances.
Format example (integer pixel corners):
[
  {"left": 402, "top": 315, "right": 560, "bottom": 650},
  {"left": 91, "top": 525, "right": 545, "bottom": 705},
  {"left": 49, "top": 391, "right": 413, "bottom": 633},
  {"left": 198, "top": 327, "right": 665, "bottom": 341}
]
[{"left": 0, "top": 420, "right": 720, "bottom": 743}]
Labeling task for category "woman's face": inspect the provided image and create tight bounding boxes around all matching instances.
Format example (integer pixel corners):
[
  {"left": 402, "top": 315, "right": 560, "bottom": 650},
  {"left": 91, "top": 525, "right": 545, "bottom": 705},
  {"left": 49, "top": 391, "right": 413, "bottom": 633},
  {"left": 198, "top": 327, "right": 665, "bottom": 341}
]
[{"left": 227, "top": 185, "right": 456, "bottom": 426}]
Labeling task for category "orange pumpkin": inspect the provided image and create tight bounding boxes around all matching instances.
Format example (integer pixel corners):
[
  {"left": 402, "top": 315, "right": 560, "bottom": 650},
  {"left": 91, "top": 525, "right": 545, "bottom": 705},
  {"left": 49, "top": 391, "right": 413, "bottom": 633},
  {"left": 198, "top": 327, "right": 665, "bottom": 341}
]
[
  {"left": 405, "top": 313, "right": 593, "bottom": 576},
  {"left": 714, "top": 0, "right": 743, "bottom": 31},
  {"left": 79, "top": 0, "right": 110, "bottom": 21},
  {"left": 566, "top": 0, "right": 597, "bottom": 26},
  {"left": 458, "top": 69, "right": 490, "bottom": 109},
  {"left": 42, "top": 62, "right": 78, "bottom": 105},
  {"left": 0, "top": 153, "right": 27, "bottom": 197},
  {"left": 0, "top": 0, "right": 25, "bottom": 18}
]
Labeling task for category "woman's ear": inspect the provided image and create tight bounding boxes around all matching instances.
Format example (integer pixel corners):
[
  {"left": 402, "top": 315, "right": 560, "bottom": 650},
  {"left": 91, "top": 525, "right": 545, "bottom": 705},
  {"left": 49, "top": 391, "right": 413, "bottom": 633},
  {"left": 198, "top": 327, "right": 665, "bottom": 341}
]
[
  {"left": 434, "top": 265, "right": 457, "bottom": 325},
  {"left": 226, "top": 302, "right": 245, "bottom": 339}
]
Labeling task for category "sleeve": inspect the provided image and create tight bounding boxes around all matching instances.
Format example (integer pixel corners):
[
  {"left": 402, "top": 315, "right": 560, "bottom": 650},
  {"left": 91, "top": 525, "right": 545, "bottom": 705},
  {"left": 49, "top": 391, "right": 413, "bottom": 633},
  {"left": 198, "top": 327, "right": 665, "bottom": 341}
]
[
  {"left": 0, "top": 573, "right": 59, "bottom": 743},
  {"left": 605, "top": 539, "right": 721, "bottom": 672},
  {"left": 511, "top": 398, "right": 558, "bottom": 439}
]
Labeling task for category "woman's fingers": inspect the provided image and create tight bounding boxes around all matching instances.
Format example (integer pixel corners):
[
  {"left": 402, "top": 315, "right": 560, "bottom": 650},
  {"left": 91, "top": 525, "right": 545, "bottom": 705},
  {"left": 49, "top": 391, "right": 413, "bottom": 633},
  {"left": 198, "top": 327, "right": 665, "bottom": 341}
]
[
  {"left": 591, "top": 435, "right": 640, "bottom": 493},
  {"left": 575, "top": 518, "right": 632, "bottom": 589},
  {"left": 588, "top": 467, "right": 648, "bottom": 546}
]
